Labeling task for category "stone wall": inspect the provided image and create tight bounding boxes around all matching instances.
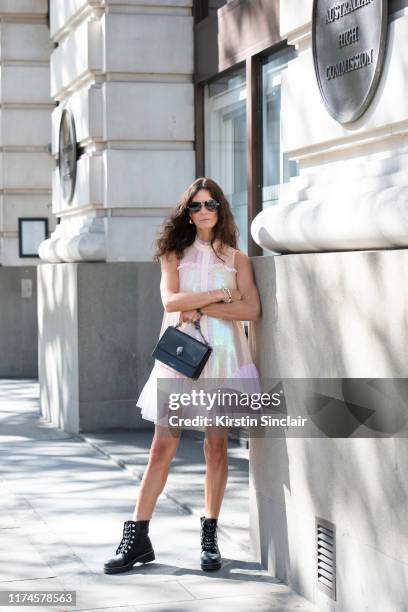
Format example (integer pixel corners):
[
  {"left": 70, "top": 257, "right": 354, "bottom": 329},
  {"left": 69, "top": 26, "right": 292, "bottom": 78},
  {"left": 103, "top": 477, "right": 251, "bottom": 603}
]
[
  {"left": 0, "top": 0, "right": 54, "bottom": 266},
  {"left": 249, "top": 250, "right": 408, "bottom": 611},
  {"left": 0, "top": 267, "right": 37, "bottom": 377}
]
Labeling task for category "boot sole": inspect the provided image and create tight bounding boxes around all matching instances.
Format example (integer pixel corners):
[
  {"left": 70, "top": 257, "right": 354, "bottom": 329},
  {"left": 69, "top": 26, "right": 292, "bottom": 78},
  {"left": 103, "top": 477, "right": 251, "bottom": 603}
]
[
  {"left": 201, "top": 561, "right": 222, "bottom": 571},
  {"left": 104, "top": 550, "right": 155, "bottom": 574}
]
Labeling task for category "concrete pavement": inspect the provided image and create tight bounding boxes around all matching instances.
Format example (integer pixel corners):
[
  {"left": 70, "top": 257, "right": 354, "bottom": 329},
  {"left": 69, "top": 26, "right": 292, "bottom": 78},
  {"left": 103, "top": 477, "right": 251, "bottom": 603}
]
[{"left": 0, "top": 379, "right": 321, "bottom": 612}]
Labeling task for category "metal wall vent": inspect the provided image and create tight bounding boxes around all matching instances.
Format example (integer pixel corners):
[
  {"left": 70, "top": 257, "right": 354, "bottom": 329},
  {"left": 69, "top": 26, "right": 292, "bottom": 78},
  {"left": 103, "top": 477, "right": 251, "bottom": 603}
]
[{"left": 316, "top": 517, "right": 336, "bottom": 601}]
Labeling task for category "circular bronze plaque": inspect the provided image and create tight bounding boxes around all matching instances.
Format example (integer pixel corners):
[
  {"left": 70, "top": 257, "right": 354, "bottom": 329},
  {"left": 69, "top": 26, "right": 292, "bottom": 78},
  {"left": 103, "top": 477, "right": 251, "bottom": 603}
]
[
  {"left": 58, "top": 108, "right": 78, "bottom": 204},
  {"left": 312, "top": 0, "right": 388, "bottom": 123}
]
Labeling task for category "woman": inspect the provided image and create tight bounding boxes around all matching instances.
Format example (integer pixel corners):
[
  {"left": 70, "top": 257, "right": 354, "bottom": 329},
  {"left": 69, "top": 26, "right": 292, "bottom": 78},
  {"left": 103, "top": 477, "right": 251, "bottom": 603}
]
[{"left": 104, "top": 177, "right": 261, "bottom": 575}]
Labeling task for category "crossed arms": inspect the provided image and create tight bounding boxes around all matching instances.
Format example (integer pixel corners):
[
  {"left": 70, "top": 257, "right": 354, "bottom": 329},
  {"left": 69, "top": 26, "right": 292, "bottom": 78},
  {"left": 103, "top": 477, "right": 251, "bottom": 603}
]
[{"left": 160, "top": 251, "right": 261, "bottom": 322}]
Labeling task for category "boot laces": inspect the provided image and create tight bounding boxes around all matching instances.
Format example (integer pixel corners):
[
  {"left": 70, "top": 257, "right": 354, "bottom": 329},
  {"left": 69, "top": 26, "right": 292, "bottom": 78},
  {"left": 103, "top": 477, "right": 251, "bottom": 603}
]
[
  {"left": 116, "top": 521, "right": 136, "bottom": 554},
  {"left": 201, "top": 521, "right": 218, "bottom": 553}
]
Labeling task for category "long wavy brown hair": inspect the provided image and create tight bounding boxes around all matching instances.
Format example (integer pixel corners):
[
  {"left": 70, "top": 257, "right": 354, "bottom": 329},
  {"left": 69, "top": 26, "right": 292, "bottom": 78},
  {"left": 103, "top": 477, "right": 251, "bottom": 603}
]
[{"left": 154, "top": 177, "right": 239, "bottom": 263}]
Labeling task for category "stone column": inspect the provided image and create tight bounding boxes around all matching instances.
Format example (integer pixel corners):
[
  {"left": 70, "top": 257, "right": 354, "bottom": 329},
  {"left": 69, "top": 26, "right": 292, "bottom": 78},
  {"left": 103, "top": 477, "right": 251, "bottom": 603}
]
[
  {"left": 38, "top": 1, "right": 195, "bottom": 433},
  {"left": 249, "top": 4, "right": 408, "bottom": 611},
  {"left": 40, "top": 0, "right": 194, "bottom": 263}
]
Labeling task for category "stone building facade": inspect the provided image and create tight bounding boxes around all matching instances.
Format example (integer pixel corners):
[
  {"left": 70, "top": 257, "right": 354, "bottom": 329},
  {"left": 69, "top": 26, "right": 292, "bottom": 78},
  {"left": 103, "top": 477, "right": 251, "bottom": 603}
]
[
  {"left": 42, "top": 0, "right": 194, "bottom": 262},
  {"left": 0, "top": 0, "right": 53, "bottom": 267},
  {"left": 3, "top": 1, "right": 408, "bottom": 610}
]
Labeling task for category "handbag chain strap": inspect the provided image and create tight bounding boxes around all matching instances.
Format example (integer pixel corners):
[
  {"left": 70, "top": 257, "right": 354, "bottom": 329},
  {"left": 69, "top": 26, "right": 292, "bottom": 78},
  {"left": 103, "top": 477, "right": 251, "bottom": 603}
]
[{"left": 175, "top": 320, "right": 210, "bottom": 347}]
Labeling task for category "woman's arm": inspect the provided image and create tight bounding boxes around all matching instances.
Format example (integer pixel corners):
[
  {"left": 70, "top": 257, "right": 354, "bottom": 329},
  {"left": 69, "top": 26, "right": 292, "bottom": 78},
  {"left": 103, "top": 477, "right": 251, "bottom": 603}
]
[
  {"left": 160, "top": 251, "right": 230, "bottom": 312},
  {"left": 200, "top": 252, "right": 261, "bottom": 322}
]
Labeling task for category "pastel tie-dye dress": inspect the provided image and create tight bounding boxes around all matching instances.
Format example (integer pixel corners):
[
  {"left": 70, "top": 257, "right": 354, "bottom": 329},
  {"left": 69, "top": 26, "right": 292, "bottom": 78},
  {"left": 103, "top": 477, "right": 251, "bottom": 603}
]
[{"left": 136, "top": 236, "right": 260, "bottom": 424}]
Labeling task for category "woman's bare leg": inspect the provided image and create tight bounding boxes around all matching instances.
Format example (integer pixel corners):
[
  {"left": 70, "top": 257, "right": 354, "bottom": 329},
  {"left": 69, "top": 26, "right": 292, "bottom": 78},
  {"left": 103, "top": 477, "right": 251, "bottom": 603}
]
[
  {"left": 203, "top": 427, "right": 229, "bottom": 518},
  {"left": 132, "top": 425, "right": 181, "bottom": 521}
]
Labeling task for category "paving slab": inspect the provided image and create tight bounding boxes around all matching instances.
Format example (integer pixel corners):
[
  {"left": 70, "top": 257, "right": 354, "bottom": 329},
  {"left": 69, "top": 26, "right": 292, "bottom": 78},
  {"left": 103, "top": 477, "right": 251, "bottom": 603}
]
[
  {"left": 0, "top": 379, "right": 321, "bottom": 612},
  {"left": 134, "top": 592, "right": 322, "bottom": 612},
  {"left": 82, "top": 430, "right": 250, "bottom": 551}
]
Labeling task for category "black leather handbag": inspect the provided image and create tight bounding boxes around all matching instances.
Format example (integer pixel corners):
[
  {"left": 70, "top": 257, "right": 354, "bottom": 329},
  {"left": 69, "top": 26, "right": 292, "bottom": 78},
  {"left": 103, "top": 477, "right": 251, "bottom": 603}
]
[{"left": 151, "top": 320, "right": 212, "bottom": 379}]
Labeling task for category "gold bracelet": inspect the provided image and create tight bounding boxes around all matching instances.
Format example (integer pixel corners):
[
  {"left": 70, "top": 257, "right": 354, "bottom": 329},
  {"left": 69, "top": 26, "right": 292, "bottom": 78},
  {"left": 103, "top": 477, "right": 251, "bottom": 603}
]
[{"left": 221, "top": 286, "right": 232, "bottom": 303}]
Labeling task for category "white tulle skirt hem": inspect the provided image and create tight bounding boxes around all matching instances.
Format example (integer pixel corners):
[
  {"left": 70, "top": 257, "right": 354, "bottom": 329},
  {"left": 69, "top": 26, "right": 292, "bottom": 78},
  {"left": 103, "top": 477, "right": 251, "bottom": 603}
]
[{"left": 135, "top": 360, "right": 261, "bottom": 425}]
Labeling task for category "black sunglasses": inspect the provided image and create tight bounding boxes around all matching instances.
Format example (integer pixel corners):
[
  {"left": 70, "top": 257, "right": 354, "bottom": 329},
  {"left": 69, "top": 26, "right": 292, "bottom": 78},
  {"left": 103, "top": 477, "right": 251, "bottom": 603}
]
[{"left": 187, "top": 200, "right": 220, "bottom": 213}]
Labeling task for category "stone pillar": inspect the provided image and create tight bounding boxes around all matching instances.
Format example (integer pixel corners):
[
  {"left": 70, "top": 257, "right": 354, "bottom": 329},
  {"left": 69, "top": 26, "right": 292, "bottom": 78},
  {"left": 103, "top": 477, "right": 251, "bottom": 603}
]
[
  {"left": 37, "top": 1, "right": 195, "bottom": 432},
  {"left": 40, "top": 0, "right": 194, "bottom": 263},
  {"left": 249, "top": 4, "right": 408, "bottom": 611},
  {"left": 0, "top": 0, "right": 54, "bottom": 266},
  {"left": 38, "top": 261, "right": 163, "bottom": 433}
]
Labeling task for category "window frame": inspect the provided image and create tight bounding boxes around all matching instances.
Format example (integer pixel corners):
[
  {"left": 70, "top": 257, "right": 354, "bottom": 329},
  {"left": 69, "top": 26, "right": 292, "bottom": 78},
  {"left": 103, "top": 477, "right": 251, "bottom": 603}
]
[
  {"left": 203, "top": 65, "right": 249, "bottom": 253},
  {"left": 18, "top": 217, "right": 49, "bottom": 259},
  {"left": 260, "top": 44, "right": 298, "bottom": 213}
]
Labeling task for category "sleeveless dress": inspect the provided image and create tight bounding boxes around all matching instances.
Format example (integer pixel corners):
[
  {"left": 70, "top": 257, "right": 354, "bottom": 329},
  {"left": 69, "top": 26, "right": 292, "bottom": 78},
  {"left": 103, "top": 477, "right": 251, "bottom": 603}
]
[{"left": 135, "top": 236, "right": 260, "bottom": 425}]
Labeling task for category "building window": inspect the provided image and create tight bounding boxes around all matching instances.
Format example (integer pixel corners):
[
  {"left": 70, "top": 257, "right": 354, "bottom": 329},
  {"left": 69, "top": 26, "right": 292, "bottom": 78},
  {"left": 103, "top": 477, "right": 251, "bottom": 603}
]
[
  {"left": 261, "top": 46, "right": 298, "bottom": 210},
  {"left": 204, "top": 68, "right": 248, "bottom": 253}
]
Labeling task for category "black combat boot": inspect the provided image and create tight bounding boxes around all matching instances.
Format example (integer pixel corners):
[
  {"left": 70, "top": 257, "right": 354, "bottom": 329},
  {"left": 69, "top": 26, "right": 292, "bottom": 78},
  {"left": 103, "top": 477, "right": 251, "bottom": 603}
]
[
  {"left": 104, "top": 519, "right": 155, "bottom": 574},
  {"left": 200, "top": 516, "right": 222, "bottom": 571}
]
